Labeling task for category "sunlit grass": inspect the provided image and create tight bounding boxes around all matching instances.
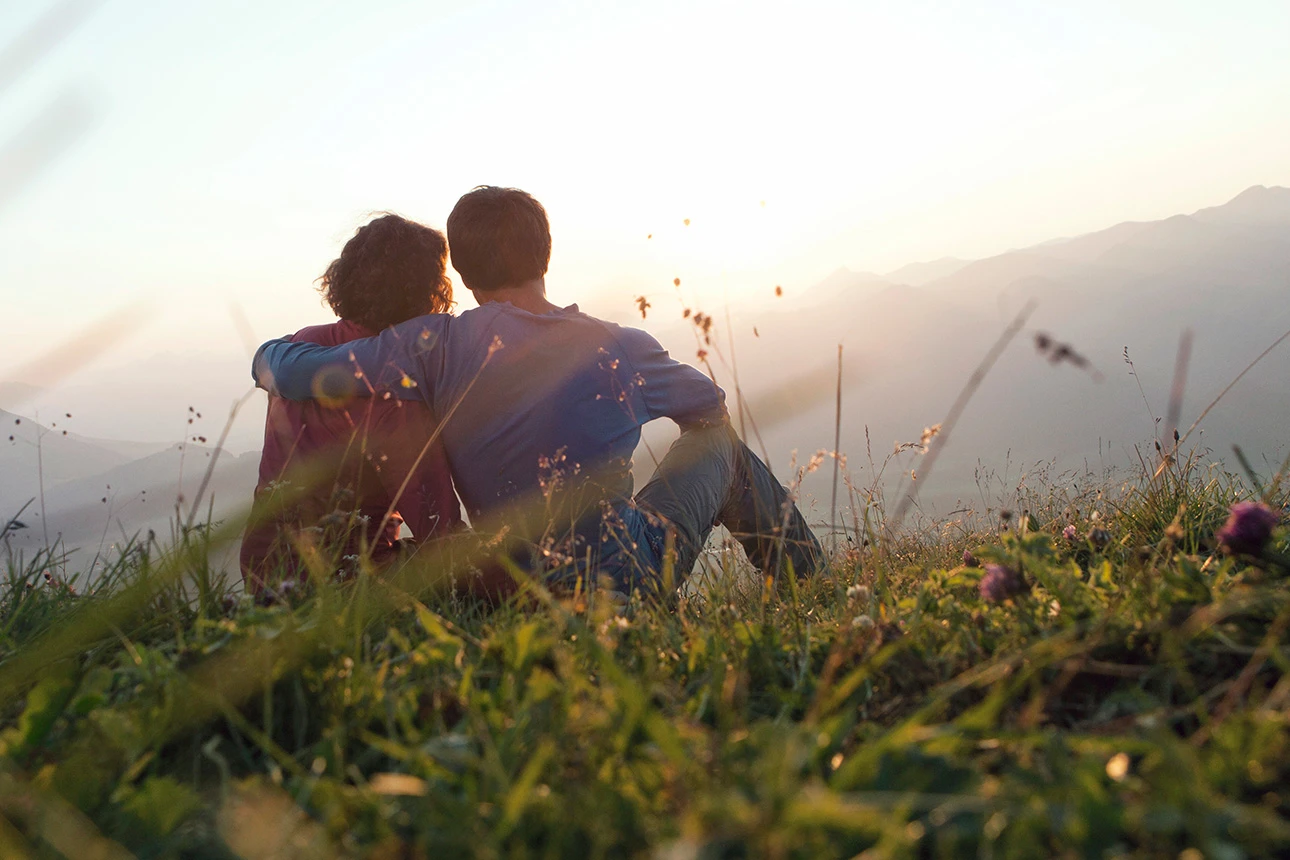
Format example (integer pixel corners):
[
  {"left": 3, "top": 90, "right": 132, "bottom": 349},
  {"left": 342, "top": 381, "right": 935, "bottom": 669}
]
[{"left": 2, "top": 440, "right": 1288, "bottom": 857}]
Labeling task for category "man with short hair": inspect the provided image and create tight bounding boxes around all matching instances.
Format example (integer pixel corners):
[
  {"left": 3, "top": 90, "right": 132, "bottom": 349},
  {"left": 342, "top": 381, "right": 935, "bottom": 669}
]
[{"left": 253, "top": 186, "right": 820, "bottom": 595}]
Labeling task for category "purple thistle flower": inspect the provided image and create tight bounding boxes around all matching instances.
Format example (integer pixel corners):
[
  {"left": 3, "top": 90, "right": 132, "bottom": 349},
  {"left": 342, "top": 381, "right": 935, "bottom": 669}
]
[
  {"left": 962, "top": 549, "right": 980, "bottom": 568},
  {"left": 1062, "top": 524, "right": 1078, "bottom": 542},
  {"left": 1217, "top": 501, "right": 1279, "bottom": 556},
  {"left": 979, "top": 563, "right": 1025, "bottom": 603}
]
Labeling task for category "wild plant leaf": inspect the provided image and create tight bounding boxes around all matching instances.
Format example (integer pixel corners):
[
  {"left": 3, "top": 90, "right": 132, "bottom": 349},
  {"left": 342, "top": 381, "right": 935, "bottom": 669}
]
[
  {"left": 117, "top": 776, "right": 202, "bottom": 839},
  {"left": 7, "top": 665, "right": 76, "bottom": 755}
]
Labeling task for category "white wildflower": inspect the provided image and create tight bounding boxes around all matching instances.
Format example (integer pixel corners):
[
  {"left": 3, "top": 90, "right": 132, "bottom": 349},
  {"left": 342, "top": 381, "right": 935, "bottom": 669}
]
[
  {"left": 846, "top": 584, "right": 871, "bottom": 603},
  {"left": 851, "top": 615, "right": 875, "bottom": 630}
]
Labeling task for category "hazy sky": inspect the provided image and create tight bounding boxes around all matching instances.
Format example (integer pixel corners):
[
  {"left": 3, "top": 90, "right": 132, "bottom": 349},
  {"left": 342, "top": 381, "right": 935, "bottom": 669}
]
[{"left": 1, "top": 0, "right": 1288, "bottom": 372}]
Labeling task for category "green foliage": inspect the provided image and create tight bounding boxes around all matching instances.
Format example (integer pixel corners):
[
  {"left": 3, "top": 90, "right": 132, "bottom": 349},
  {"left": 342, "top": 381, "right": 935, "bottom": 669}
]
[{"left": 1, "top": 461, "right": 1288, "bottom": 858}]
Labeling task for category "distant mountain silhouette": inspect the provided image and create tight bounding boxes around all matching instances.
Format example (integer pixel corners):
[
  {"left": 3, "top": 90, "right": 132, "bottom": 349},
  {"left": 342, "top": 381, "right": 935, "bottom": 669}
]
[
  {"left": 806, "top": 267, "right": 895, "bottom": 300},
  {"left": 1192, "top": 185, "right": 1290, "bottom": 226},
  {"left": 807, "top": 257, "right": 973, "bottom": 297},
  {"left": 2, "top": 408, "right": 131, "bottom": 493},
  {"left": 648, "top": 185, "right": 1290, "bottom": 522},
  {"left": 884, "top": 257, "right": 970, "bottom": 286},
  {"left": 1, "top": 408, "right": 257, "bottom": 558}
]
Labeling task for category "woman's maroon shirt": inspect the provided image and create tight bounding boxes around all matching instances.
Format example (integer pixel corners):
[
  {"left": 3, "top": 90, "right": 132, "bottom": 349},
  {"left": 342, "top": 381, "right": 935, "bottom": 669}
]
[{"left": 239, "top": 319, "right": 461, "bottom": 592}]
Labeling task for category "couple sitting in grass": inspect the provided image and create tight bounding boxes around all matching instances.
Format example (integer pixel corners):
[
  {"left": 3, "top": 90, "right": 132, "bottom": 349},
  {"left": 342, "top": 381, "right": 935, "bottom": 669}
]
[{"left": 243, "top": 186, "right": 821, "bottom": 600}]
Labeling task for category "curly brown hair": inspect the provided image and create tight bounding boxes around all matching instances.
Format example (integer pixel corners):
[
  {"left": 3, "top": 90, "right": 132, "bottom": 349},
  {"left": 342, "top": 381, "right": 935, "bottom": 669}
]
[{"left": 318, "top": 214, "right": 453, "bottom": 331}]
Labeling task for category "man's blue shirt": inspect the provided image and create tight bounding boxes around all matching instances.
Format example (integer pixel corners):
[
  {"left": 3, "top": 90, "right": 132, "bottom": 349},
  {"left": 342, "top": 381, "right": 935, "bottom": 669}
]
[{"left": 253, "top": 302, "right": 727, "bottom": 589}]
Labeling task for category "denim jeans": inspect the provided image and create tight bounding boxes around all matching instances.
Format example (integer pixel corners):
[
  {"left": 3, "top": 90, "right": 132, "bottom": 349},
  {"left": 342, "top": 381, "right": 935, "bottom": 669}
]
[{"left": 634, "top": 424, "right": 823, "bottom": 585}]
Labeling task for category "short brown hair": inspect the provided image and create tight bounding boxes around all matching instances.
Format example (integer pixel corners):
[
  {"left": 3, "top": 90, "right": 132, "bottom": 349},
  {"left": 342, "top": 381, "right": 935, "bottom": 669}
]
[
  {"left": 318, "top": 214, "right": 453, "bottom": 331},
  {"left": 446, "top": 186, "right": 551, "bottom": 291}
]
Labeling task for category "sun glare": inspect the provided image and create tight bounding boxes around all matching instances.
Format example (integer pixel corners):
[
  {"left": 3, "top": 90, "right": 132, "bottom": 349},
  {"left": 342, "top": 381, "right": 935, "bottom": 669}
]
[{"left": 640, "top": 196, "right": 791, "bottom": 285}]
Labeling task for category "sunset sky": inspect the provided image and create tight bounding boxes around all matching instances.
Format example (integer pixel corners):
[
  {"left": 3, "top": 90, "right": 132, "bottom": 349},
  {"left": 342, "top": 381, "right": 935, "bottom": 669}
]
[{"left": 1, "top": 0, "right": 1288, "bottom": 375}]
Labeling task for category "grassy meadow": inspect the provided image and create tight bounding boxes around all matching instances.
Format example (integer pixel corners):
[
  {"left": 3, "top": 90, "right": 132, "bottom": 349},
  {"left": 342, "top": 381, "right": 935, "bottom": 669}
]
[{"left": 2, "top": 431, "right": 1288, "bottom": 859}]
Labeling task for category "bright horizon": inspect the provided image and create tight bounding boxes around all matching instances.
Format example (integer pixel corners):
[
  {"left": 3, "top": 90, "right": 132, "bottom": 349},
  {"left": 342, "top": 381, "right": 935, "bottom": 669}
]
[{"left": 2, "top": 0, "right": 1288, "bottom": 388}]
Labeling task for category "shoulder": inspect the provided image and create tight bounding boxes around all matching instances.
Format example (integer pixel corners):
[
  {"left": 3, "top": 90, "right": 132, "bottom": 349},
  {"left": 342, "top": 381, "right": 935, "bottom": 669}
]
[
  {"left": 552, "top": 305, "right": 653, "bottom": 345},
  {"left": 599, "top": 320, "right": 665, "bottom": 356},
  {"left": 451, "top": 306, "right": 503, "bottom": 329},
  {"left": 377, "top": 313, "right": 457, "bottom": 355},
  {"left": 428, "top": 305, "right": 510, "bottom": 348},
  {"left": 289, "top": 320, "right": 369, "bottom": 346}
]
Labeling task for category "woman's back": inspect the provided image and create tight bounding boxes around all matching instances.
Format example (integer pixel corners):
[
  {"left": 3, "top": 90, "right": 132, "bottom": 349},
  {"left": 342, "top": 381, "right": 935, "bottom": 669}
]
[{"left": 240, "top": 319, "right": 460, "bottom": 592}]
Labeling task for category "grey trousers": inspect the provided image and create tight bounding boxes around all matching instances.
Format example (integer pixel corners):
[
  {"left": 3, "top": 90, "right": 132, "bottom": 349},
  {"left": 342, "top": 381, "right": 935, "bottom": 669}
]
[{"left": 635, "top": 424, "right": 823, "bottom": 582}]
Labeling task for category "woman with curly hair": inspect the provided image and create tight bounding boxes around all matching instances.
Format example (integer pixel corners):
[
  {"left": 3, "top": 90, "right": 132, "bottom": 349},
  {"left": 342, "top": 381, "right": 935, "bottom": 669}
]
[{"left": 240, "top": 214, "right": 462, "bottom": 595}]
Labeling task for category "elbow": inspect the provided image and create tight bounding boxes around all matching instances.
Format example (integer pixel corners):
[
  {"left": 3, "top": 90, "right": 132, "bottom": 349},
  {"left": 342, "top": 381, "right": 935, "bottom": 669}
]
[
  {"left": 252, "top": 341, "right": 333, "bottom": 401},
  {"left": 251, "top": 344, "right": 278, "bottom": 394},
  {"left": 677, "top": 405, "right": 730, "bottom": 431}
]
